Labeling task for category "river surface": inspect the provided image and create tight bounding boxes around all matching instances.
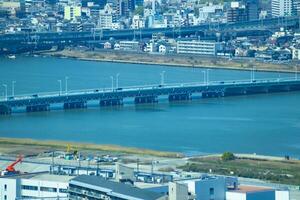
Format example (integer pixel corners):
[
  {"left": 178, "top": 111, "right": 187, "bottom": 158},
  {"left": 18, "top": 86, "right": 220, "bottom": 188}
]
[{"left": 0, "top": 56, "right": 300, "bottom": 157}]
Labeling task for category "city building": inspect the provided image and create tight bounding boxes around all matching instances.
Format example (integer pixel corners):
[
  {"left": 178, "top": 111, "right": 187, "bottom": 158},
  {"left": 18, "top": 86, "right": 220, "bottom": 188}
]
[
  {"left": 168, "top": 182, "right": 189, "bottom": 200},
  {"left": 226, "top": 185, "right": 287, "bottom": 200},
  {"left": 182, "top": 176, "right": 226, "bottom": 200},
  {"left": 227, "top": 2, "right": 248, "bottom": 23},
  {"left": 177, "top": 40, "right": 223, "bottom": 56},
  {"left": 245, "top": 0, "right": 259, "bottom": 21},
  {"left": 271, "top": 0, "right": 292, "bottom": 17},
  {"left": 68, "top": 175, "right": 167, "bottom": 200},
  {"left": 64, "top": 5, "right": 81, "bottom": 21},
  {"left": 0, "top": 172, "right": 71, "bottom": 200},
  {"left": 119, "top": 40, "right": 141, "bottom": 51}
]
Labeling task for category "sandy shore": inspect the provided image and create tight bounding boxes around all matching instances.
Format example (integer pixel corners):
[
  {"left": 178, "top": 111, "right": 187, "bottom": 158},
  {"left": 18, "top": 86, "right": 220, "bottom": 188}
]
[
  {"left": 0, "top": 137, "right": 183, "bottom": 158},
  {"left": 42, "top": 49, "right": 299, "bottom": 73}
]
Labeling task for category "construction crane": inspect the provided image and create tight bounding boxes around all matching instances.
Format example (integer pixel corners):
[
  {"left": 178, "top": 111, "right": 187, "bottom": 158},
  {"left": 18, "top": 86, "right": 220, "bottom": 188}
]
[{"left": 1, "top": 156, "right": 23, "bottom": 176}]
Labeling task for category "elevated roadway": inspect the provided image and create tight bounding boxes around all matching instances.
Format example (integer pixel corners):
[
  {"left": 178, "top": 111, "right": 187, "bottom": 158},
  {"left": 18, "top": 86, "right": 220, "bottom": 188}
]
[{"left": 0, "top": 77, "right": 300, "bottom": 114}]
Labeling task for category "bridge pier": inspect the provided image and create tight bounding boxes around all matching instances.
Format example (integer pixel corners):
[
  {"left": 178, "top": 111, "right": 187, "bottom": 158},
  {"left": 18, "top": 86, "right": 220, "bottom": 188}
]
[
  {"left": 100, "top": 98, "right": 123, "bottom": 107},
  {"left": 63, "top": 101, "right": 87, "bottom": 109},
  {"left": 289, "top": 83, "right": 300, "bottom": 91},
  {"left": 0, "top": 105, "right": 12, "bottom": 115},
  {"left": 134, "top": 96, "right": 158, "bottom": 104},
  {"left": 267, "top": 85, "right": 291, "bottom": 93},
  {"left": 223, "top": 87, "right": 246, "bottom": 96},
  {"left": 202, "top": 91, "right": 224, "bottom": 98},
  {"left": 169, "top": 93, "right": 191, "bottom": 101},
  {"left": 26, "top": 104, "right": 50, "bottom": 112}
]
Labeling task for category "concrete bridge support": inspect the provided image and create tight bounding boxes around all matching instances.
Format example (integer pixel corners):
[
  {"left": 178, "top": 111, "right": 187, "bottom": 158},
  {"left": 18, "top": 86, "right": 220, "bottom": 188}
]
[
  {"left": 289, "top": 83, "right": 300, "bottom": 91},
  {"left": 100, "top": 98, "right": 123, "bottom": 106},
  {"left": 64, "top": 101, "right": 87, "bottom": 109},
  {"left": 0, "top": 105, "right": 12, "bottom": 115},
  {"left": 202, "top": 91, "right": 224, "bottom": 98},
  {"left": 26, "top": 104, "right": 50, "bottom": 112},
  {"left": 169, "top": 93, "right": 191, "bottom": 101},
  {"left": 134, "top": 96, "right": 158, "bottom": 104},
  {"left": 223, "top": 87, "right": 246, "bottom": 96},
  {"left": 267, "top": 85, "right": 291, "bottom": 93}
]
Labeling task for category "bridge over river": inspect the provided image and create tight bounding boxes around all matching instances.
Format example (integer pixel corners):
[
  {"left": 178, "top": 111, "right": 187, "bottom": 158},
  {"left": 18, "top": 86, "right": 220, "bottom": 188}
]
[{"left": 0, "top": 77, "right": 300, "bottom": 115}]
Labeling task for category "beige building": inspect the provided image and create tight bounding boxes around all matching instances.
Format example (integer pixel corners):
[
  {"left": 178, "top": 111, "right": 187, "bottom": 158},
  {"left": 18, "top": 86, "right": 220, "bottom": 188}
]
[{"left": 64, "top": 6, "right": 81, "bottom": 21}]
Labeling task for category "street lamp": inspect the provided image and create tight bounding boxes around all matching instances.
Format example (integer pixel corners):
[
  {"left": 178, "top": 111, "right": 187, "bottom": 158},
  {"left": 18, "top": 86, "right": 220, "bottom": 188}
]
[
  {"left": 65, "top": 76, "right": 69, "bottom": 94},
  {"left": 206, "top": 69, "right": 211, "bottom": 85},
  {"left": 201, "top": 71, "right": 206, "bottom": 85},
  {"left": 160, "top": 71, "right": 165, "bottom": 85},
  {"left": 251, "top": 66, "right": 255, "bottom": 82},
  {"left": 116, "top": 73, "right": 120, "bottom": 89},
  {"left": 2, "top": 84, "right": 7, "bottom": 100},
  {"left": 58, "top": 80, "right": 62, "bottom": 95},
  {"left": 12, "top": 81, "right": 16, "bottom": 96},
  {"left": 110, "top": 76, "right": 114, "bottom": 91}
]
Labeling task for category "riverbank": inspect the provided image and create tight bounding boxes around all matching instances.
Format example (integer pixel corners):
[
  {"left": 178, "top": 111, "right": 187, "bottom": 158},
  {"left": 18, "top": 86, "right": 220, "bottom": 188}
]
[
  {"left": 179, "top": 155, "right": 300, "bottom": 185},
  {"left": 42, "top": 49, "right": 299, "bottom": 73},
  {"left": 0, "top": 137, "right": 183, "bottom": 158}
]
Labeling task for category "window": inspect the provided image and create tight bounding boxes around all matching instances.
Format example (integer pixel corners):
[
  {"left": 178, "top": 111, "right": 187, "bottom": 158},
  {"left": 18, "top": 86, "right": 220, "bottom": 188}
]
[
  {"left": 4, "top": 195, "right": 7, "bottom": 200},
  {"left": 21, "top": 185, "right": 38, "bottom": 191},
  {"left": 209, "top": 187, "right": 214, "bottom": 195},
  {"left": 4, "top": 184, "right": 7, "bottom": 191},
  {"left": 59, "top": 188, "right": 68, "bottom": 193},
  {"left": 40, "top": 187, "right": 57, "bottom": 192}
]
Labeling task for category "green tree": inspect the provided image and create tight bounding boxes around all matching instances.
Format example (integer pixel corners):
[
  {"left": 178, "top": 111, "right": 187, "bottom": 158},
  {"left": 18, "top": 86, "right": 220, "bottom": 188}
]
[
  {"left": 134, "top": 6, "right": 144, "bottom": 16},
  {"left": 221, "top": 152, "right": 235, "bottom": 161}
]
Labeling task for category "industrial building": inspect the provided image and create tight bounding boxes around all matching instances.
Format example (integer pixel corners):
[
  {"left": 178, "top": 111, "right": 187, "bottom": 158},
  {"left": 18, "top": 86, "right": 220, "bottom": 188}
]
[
  {"left": 226, "top": 185, "right": 290, "bottom": 200},
  {"left": 68, "top": 175, "right": 167, "bottom": 200},
  {"left": 177, "top": 40, "right": 223, "bottom": 56}
]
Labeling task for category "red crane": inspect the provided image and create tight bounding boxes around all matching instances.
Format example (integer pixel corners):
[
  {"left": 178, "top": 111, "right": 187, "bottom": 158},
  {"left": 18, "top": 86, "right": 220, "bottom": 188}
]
[{"left": 6, "top": 156, "right": 23, "bottom": 172}]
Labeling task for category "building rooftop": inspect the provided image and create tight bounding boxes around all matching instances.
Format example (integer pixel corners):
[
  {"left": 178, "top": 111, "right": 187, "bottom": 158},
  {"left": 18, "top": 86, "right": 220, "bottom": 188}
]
[
  {"left": 71, "top": 175, "right": 165, "bottom": 200},
  {"left": 231, "top": 185, "right": 274, "bottom": 193},
  {"left": 0, "top": 172, "right": 73, "bottom": 183}
]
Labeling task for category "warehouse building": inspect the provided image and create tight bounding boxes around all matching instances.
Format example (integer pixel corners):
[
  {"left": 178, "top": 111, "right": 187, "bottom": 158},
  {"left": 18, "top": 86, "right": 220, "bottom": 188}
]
[{"left": 69, "top": 175, "right": 167, "bottom": 200}]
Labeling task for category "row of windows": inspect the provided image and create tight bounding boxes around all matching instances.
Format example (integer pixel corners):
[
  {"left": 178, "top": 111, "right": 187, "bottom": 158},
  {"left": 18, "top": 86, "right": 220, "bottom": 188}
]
[{"left": 21, "top": 185, "right": 67, "bottom": 193}]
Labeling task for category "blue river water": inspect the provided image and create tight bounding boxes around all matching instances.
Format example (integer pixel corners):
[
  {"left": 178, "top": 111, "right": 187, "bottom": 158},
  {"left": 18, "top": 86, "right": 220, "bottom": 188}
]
[{"left": 0, "top": 56, "right": 300, "bottom": 157}]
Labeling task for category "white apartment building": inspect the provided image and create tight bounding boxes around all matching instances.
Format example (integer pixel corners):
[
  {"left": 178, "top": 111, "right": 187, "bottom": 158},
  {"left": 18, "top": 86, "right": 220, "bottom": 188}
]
[
  {"left": 271, "top": 0, "right": 292, "bottom": 17},
  {"left": 131, "top": 15, "right": 145, "bottom": 29},
  {"left": 0, "top": 173, "right": 73, "bottom": 200},
  {"left": 98, "top": 4, "right": 114, "bottom": 29},
  {"left": 177, "top": 40, "right": 223, "bottom": 56}
]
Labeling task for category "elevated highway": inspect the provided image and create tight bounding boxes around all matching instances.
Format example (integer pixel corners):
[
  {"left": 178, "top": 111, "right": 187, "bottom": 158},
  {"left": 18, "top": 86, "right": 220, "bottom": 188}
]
[{"left": 0, "top": 17, "right": 298, "bottom": 52}]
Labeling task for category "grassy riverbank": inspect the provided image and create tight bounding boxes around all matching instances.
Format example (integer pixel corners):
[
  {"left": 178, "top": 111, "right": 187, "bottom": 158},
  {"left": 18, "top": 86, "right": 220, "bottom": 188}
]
[
  {"left": 179, "top": 155, "right": 300, "bottom": 185},
  {"left": 43, "top": 49, "right": 299, "bottom": 73},
  {"left": 0, "top": 137, "right": 183, "bottom": 158}
]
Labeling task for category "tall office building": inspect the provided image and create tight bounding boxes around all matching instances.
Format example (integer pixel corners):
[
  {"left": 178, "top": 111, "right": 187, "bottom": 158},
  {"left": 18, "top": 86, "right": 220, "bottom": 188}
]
[
  {"left": 292, "top": 0, "right": 300, "bottom": 16},
  {"left": 271, "top": 0, "right": 292, "bottom": 17},
  {"left": 245, "top": 0, "right": 259, "bottom": 20}
]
